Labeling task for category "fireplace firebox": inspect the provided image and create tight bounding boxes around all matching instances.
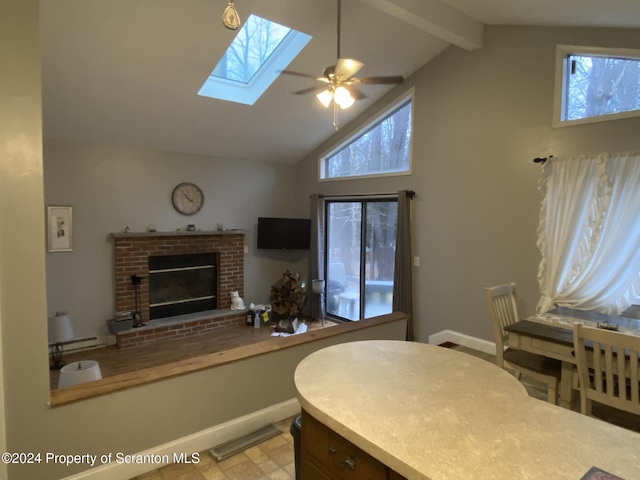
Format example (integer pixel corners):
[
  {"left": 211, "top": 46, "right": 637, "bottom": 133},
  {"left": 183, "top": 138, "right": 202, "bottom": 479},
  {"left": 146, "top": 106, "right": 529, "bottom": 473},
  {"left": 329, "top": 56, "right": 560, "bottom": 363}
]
[{"left": 148, "top": 253, "right": 218, "bottom": 319}]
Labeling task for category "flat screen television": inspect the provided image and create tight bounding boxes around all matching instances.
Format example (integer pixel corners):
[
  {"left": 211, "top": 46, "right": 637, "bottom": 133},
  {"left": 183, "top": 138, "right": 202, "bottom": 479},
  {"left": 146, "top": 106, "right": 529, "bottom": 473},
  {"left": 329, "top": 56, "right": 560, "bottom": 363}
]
[{"left": 257, "top": 217, "right": 311, "bottom": 250}]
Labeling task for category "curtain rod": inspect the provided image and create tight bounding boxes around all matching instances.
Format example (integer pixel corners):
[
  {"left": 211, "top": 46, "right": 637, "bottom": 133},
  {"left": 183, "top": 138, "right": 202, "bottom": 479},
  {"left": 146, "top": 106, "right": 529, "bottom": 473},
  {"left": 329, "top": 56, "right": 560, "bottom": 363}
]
[
  {"left": 313, "top": 191, "right": 416, "bottom": 200},
  {"left": 533, "top": 156, "right": 553, "bottom": 164}
]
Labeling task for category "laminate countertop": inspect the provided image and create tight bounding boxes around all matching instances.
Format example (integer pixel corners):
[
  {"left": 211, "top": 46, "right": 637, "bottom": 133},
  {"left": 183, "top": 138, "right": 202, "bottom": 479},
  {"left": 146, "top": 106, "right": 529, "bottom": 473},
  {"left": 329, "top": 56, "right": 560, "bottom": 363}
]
[{"left": 294, "top": 340, "right": 640, "bottom": 480}]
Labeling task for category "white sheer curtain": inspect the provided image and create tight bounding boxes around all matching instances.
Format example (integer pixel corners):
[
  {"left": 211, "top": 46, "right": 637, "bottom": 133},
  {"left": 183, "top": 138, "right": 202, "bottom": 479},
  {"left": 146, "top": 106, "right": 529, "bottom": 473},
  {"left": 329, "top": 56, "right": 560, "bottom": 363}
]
[{"left": 537, "top": 151, "right": 640, "bottom": 314}]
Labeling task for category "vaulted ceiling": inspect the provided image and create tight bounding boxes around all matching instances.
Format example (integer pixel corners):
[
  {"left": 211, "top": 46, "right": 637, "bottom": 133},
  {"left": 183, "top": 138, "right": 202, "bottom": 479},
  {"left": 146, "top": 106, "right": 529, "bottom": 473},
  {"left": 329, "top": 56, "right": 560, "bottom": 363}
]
[{"left": 40, "top": 0, "right": 640, "bottom": 164}]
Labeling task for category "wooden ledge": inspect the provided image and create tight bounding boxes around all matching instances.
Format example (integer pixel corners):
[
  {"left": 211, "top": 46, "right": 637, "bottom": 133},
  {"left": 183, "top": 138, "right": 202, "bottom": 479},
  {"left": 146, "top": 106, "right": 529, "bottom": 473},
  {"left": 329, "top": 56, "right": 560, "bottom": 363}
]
[
  {"left": 49, "top": 312, "right": 409, "bottom": 407},
  {"left": 110, "top": 229, "right": 245, "bottom": 238}
]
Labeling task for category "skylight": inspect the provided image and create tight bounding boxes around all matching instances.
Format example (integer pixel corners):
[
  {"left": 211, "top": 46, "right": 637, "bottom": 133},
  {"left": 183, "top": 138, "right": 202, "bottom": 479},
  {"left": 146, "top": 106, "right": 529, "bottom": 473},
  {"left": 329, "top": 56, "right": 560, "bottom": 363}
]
[{"left": 198, "top": 14, "right": 311, "bottom": 105}]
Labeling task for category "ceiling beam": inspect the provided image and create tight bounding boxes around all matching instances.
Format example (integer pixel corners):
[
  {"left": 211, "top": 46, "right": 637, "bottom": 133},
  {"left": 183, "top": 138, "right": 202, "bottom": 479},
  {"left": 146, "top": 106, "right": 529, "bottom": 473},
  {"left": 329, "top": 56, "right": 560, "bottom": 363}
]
[{"left": 358, "top": 0, "right": 483, "bottom": 51}]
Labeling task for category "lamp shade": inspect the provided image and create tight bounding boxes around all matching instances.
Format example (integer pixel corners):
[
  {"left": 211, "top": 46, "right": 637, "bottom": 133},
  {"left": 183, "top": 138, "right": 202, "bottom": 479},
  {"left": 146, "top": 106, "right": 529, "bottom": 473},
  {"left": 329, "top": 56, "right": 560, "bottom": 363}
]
[
  {"left": 58, "top": 361, "right": 102, "bottom": 388},
  {"left": 334, "top": 86, "right": 354, "bottom": 109},
  {"left": 316, "top": 89, "right": 333, "bottom": 108},
  {"left": 48, "top": 312, "right": 74, "bottom": 344}
]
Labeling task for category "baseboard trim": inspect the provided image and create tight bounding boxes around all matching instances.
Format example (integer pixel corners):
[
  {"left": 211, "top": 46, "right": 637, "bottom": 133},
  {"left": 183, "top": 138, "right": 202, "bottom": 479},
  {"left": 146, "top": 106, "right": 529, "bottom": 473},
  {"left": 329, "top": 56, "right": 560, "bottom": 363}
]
[
  {"left": 428, "top": 329, "right": 496, "bottom": 356},
  {"left": 62, "top": 398, "right": 301, "bottom": 480}
]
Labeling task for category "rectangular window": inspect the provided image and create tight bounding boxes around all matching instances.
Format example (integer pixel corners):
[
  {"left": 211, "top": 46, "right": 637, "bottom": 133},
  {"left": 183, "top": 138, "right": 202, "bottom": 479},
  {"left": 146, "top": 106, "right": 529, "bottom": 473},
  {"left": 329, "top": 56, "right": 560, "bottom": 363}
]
[
  {"left": 320, "top": 93, "right": 413, "bottom": 180},
  {"left": 325, "top": 197, "right": 397, "bottom": 321},
  {"left": 554, "top": 45, "right": 640, "bottom": 126}
]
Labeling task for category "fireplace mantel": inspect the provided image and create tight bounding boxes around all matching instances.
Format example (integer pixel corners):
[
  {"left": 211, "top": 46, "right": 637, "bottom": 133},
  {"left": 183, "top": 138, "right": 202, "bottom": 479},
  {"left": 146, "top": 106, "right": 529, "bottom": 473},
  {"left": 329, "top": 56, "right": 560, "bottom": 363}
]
[{"left": 111, "top": 229, "right": 246, "bottom": 239}]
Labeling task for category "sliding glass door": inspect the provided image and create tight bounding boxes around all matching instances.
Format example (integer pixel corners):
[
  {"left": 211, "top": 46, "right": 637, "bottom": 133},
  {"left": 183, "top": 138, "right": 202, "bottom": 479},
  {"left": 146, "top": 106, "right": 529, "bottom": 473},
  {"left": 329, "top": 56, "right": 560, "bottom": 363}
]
[{"left": 325, "top": 199, "right": 397, "bottom": 320}]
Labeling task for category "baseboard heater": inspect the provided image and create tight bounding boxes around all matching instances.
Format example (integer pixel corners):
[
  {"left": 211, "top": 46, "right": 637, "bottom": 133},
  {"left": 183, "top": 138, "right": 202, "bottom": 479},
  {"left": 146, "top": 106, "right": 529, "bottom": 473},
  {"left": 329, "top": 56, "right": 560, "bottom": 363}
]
[
  {"left": 53, "top": 336, "right": 101, "bottom": 353},
  {"left": 209, "top": 423, "right": 281, "bottom": 462}
]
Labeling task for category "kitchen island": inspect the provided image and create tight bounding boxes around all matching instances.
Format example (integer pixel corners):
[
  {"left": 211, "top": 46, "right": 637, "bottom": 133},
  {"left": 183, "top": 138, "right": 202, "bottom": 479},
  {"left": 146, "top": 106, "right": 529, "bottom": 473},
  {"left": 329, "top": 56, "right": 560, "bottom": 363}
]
[{"left": 294, "top": 340, "right": 640, "bottom": 480}]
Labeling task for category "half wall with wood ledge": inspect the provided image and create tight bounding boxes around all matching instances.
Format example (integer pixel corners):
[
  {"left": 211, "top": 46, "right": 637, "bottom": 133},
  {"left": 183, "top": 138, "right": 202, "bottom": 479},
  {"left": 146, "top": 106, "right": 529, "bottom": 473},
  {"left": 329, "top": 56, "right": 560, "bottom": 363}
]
[{"left": 49, "top": 312, "right": 409, "bottom": 407}]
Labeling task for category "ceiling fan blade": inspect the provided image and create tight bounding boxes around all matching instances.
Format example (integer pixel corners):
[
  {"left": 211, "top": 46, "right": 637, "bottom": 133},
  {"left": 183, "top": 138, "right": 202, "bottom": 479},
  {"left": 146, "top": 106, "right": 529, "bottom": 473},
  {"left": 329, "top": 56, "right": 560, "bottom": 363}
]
[
  {"left": 292, "top": 85, "right": 329, "bottom": 95},
  {"left": 351, "top": 75, "right": 404, "bottom": 85},
  {"left": 345, "top": 86, "right": 367, "bottom": 100},
  {"left": 281, "top": 70, "right": 331, "bottom": 84},
  {"left": 334, "top": 58, "right": 364, "bottom": 79},
  {"left": 279, "top": 70, "right": 319, "bottom": 80}
]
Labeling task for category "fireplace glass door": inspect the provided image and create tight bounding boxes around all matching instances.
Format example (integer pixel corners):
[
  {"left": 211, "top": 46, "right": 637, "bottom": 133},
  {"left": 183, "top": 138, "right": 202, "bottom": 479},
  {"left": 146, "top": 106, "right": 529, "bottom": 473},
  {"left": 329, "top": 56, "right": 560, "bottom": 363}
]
[{"left": 148, "top": 253, "right": 218, "bottom": 319}]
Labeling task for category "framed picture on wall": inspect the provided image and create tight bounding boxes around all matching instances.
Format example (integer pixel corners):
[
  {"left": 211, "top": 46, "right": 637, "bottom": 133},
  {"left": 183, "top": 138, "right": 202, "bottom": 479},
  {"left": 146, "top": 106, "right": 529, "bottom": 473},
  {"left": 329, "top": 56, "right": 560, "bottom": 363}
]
[{"left": 47, "top": 206, "right": 73, "bottom": 252}]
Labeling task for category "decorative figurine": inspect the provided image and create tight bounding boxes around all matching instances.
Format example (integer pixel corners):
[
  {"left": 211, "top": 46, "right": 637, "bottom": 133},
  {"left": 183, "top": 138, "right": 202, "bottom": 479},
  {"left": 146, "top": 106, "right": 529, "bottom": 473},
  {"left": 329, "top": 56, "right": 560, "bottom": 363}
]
[{"left": 230, "top": 291, "right": 246, "bottom": 310}]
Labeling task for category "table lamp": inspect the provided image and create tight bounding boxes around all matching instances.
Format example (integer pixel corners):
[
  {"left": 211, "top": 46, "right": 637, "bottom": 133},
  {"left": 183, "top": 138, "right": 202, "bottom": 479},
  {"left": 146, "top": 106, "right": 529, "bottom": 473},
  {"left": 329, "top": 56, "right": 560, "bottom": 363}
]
[
  {"left": 48, "top": 312, "right": 74, "bottom": 370},
  {"left": 58, "top": 361, "right": 102, "bottom": 388}
]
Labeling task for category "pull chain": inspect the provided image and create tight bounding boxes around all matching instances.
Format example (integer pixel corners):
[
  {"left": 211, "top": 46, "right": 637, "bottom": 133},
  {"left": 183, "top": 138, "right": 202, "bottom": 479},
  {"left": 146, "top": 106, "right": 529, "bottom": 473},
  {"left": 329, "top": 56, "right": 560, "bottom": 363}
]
[{"left": 222, "top": 0, "right": 241, "bottom": 30}]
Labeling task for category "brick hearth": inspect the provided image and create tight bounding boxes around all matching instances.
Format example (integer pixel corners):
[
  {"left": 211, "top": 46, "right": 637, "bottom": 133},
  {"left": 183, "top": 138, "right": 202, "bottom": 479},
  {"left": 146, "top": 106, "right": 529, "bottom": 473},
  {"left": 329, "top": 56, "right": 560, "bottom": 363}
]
[
  {"left": 115, "top": 310, "right": 247, "bottom": 349},
  {"left": 111, "top": 230, "right": 246, "bottom": 349}
]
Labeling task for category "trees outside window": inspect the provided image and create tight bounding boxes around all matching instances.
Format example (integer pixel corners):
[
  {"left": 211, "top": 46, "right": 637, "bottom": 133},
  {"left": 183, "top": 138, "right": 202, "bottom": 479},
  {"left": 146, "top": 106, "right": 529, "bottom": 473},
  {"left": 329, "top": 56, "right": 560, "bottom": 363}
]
[
  {"left": 320, "top": 95, "right": 413, "bottom": 180},
  {"left": 213, "top": 15, "right": 291, "bottom": 83},
  {"left": 556, "top": 45, "right": 640, "bottom": 126}
]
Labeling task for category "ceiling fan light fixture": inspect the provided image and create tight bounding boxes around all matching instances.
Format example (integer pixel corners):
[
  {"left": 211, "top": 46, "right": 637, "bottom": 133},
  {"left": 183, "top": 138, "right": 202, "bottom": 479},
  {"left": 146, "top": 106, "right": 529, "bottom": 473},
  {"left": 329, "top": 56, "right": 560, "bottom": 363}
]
[
  {"left": 316, "top": 89, "right": 334, "bottom": 108},
  {"left": 280, "top": 0, "right": 403, "bottom": 128},
  {"left": 334, "top": 86, "right": 354, "bottom": 109}
]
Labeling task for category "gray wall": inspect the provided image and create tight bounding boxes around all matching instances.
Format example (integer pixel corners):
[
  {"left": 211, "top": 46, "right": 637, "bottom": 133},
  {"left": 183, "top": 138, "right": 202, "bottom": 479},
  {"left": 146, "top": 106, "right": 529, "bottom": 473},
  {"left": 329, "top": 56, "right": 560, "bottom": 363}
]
[
  {"left": 44, "top": 27, "right": 640, "bottom": 346},
  {"left": 44, "top": 138, "right": 305, "bottom": 341},
  {"left": 295, "top": 26, "right": 640, "bottom": 343}
]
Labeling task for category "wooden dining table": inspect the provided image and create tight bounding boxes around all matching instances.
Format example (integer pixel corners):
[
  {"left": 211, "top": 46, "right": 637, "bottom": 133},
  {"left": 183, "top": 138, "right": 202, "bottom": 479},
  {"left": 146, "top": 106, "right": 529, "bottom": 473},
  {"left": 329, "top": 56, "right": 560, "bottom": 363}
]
[{"left": 504, "top": 306, "right": 640, "bottom": 408}]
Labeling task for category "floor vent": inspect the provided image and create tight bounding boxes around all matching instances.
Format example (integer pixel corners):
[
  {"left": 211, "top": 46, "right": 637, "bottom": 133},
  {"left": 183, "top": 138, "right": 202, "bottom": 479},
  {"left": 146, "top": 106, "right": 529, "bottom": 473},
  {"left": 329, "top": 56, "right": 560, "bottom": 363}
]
[{"left": 209, "top": 423, "right": 282, "bottom": 462}]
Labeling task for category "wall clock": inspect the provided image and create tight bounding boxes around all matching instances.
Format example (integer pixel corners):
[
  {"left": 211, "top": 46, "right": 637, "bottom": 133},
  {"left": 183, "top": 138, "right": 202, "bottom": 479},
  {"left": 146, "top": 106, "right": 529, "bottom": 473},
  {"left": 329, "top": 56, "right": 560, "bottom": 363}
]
[{"left": 171, "top": 182, "right": 204, "bottom": 215}]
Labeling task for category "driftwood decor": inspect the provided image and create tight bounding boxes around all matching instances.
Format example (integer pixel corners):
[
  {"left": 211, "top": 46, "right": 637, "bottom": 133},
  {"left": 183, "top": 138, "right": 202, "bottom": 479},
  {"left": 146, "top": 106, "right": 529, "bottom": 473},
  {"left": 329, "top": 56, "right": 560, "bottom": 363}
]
[{"left": 270, "top": 270, "right": 307, "bottom": 320}]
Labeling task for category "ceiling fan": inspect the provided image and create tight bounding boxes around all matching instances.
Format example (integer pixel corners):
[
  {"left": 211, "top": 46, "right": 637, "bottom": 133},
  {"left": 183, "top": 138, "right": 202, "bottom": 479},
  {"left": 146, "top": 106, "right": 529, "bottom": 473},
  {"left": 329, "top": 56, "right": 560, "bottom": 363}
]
[{"left": 281, "top": 0, "right": 403, "bottom": 129}]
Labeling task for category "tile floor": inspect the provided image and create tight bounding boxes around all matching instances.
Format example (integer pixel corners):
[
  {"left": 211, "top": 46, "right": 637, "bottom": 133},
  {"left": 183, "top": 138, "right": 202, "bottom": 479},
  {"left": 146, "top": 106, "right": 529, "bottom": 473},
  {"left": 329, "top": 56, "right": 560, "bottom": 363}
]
[
  {"left": 132, "top": 344, "right": 639, "bottom": 480},
  {"left": 132, "top": 417, "right": 297, "bottom": 480}
]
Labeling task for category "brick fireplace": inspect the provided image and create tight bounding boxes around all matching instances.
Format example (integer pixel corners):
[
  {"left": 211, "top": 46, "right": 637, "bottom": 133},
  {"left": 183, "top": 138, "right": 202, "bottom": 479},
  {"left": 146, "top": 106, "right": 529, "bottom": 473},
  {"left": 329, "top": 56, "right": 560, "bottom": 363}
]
[{"left": 111, "top": 230, "right": 246, "bottom": 349}]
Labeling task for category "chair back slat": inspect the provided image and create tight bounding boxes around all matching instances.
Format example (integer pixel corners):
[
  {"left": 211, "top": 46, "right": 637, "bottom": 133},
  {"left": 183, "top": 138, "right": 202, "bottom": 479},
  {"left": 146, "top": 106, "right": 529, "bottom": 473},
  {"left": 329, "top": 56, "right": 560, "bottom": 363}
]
[
  {"left": 593, "top": 345, "right": 603, "bottom": 394},
  {"left": 573, "top": 323, "right": 640, "bottom": 417},
  {"left": 632, "top": 355, "right": 639, "bottom": 404},
  {"left": 616, "top": 346, "right": 627, "bottom": 402}
]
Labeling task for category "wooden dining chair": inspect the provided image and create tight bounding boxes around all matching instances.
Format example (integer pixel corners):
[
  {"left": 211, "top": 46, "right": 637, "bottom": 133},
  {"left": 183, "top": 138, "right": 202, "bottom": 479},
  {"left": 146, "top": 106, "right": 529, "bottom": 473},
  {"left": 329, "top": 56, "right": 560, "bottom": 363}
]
[
  {"left": 573, "top": 323, "right": 640, "bottom": 417},
  {"left": 485, "top": 283, "right": 562, "bottom": 404}
]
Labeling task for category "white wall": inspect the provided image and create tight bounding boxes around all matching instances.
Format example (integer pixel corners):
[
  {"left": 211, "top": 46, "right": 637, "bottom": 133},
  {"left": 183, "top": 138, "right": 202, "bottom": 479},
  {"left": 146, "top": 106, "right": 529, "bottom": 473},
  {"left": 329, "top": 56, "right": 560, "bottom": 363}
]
[
  {"left": 1, "top": 1, "right": 47, "bottom": 479},
  {"left": 43, "top": 139, "right": 304, "bottom": 341},
  {"left": 295, "top": 26, "right": 640, "bottom": 343}
]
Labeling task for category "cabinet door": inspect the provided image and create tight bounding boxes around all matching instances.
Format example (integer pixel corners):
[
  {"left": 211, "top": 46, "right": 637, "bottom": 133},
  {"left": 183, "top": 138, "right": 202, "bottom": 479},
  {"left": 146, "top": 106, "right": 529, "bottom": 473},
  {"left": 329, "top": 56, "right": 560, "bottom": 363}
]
[
  {"left": 301, "top": 456, "right": 334, "bottom": 480},
  {"left": 301, "top": 411, "right": 388, "bottom": 480},
  {"left": 301, "top": 411, "right": 331, "bottom": 466}
]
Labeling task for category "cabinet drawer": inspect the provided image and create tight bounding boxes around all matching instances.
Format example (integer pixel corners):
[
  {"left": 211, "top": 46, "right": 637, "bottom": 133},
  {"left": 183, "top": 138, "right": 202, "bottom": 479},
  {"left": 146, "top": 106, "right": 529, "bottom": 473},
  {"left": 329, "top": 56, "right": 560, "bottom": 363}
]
[{"left": 326, "top": 429, "right": 387, "bottom": 480}]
